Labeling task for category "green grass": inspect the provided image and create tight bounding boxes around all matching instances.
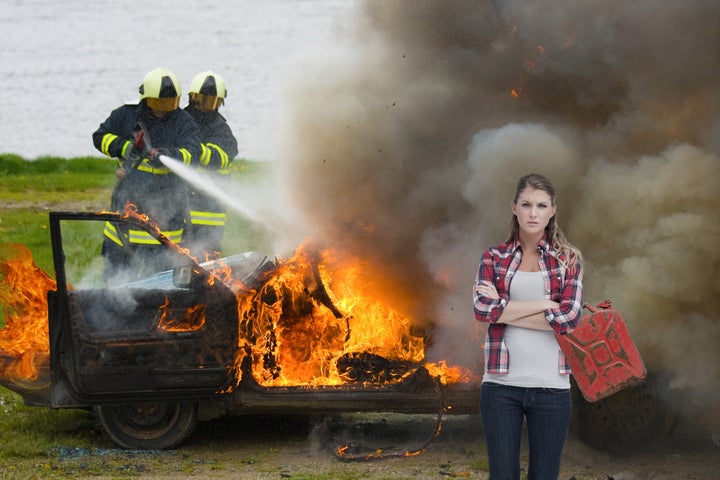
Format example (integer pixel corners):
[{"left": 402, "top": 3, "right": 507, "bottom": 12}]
[
  {"left": 469, "top": 457, "right": 490, "bottom": 471},
  {"left": 0, "top": 386, "right": 98, "bottom": 460},
  {"left": 0, "top": 155, "right": 115, "bottom": 273},
  {"left": 0, "top": 154, "right": 117, "bottom": 204},
  {"left": 0, "top": 211, "right": 56, "bottom": 274}
]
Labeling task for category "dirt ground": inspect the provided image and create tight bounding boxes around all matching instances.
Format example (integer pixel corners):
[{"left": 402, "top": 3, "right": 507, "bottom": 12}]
[{"left": 19, "top": 411, "right": 718, "bottom": 480}]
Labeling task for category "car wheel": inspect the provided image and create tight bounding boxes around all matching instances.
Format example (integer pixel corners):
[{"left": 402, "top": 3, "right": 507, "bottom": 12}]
[{"left": 94, "top": 402, "right": 198, "bottom": 449}]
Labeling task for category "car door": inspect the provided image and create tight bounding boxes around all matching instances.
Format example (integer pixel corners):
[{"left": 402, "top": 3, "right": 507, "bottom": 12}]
[{"left": 48, "top": 212, "right": 239, "bottom": 406}]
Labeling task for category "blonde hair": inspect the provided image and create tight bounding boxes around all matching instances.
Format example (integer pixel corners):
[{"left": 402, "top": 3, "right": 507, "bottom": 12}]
[{"left": 507, "top": 173, "right": 582, "bottom": 269}]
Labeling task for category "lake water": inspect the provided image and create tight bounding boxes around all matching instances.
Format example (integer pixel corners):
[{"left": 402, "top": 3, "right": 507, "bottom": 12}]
[{"left": 0, "top": 0, "right": 352, "bottom": 161}]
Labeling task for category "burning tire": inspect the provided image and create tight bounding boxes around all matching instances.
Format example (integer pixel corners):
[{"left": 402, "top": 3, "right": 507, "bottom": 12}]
[{"left": 94, "top": 402, "right": 198, "bottom": 449}]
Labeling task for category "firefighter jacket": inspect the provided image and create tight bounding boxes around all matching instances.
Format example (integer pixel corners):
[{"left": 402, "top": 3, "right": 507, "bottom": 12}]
[
  {"left": 92, "top": 102, "right": 202, "bottom": 247},
  {"left": 183, "top": 105, "right": 239, "bottom": 231}
]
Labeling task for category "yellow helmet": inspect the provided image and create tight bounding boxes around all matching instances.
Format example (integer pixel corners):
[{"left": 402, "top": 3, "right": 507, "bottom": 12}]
[
  {"left": 139, "top": 67, "right": 181, "bottom": 112},
  {"left": 189, "top": 71, "right": 227, "bottom": 111}
]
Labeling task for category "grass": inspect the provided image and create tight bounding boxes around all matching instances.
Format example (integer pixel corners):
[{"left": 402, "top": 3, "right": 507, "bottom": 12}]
[
  {"left": 0, "top": 154, "right": 115, "bottom": 273},
  {"left": 0, "top": 386, "right": 98, "bottom": 460},
  {"left": 0, "top": 210, "right": 55, "bottom": 271},
  {"left": 0, "top": 154, "right": 117, "bottom": 197}
]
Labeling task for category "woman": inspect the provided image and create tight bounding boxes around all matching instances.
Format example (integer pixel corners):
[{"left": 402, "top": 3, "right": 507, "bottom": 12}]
[{"left": 473, "top": 173, "right": 583, "bottom": 480}]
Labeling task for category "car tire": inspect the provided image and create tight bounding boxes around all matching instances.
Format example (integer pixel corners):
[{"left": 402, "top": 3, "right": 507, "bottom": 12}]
[{"left": 94, "top": 402, "right": 198, "bottom": 450}]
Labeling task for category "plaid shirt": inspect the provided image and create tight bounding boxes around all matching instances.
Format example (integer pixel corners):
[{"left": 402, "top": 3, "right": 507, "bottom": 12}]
[{"left": 473, "top": 234, "right": 583, "bottom": 374}]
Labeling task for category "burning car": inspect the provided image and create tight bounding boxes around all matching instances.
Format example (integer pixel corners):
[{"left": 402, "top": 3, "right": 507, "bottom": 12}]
[{"left": 0, "top": 211, "right": 479, "bottom": 450}]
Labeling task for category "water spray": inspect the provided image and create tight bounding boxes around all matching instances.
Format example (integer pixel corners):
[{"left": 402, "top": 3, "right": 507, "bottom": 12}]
[{"left": 157, "top": 154, "right": 281, "bottom": 236}]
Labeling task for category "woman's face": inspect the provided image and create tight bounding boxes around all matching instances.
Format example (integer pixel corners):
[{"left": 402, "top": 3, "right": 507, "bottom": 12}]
[{"left": 512, "top": 187, "right": 556, "bottom": 236}]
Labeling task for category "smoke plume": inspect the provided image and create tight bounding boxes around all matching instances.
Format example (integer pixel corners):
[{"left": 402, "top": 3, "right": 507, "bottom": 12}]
[{"left": 272, "top": 0, "right": 720, "bottom": 401}]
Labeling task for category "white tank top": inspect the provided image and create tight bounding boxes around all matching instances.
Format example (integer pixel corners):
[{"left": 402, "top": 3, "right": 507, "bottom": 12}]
[{"left": 483, "top": 270, "right": 570, "bottom": 389}]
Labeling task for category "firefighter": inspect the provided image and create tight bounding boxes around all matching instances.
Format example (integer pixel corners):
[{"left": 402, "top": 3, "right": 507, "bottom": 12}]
[
  {"left": 183, "top": 71, "right": 239, "bottom": 260},
  {"left": 92, "top": 67, "right": 202, "bottom": 284}
]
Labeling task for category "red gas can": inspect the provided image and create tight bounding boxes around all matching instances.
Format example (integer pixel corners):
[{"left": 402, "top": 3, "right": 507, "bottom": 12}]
[{"left": 556, "top": 301, "right": 646, "bottom": 402}]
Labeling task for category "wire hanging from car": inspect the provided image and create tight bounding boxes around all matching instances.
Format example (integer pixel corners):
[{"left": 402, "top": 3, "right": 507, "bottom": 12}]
[{"left": 334, "top": 372, "right": 446, "bottom": 461}]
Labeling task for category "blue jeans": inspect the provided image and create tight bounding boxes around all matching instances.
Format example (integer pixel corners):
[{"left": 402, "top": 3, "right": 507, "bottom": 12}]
[{"left": 480, "top": 382, "right": 571, "bottom": 480}]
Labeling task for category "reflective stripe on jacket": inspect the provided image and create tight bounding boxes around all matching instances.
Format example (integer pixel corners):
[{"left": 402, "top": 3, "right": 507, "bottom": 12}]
[
  {"left": 189, "top": 210, "right": 227, "bottom": 227},
  {"left": 103, "top": 221, "right": 184, "bottom": 246}
]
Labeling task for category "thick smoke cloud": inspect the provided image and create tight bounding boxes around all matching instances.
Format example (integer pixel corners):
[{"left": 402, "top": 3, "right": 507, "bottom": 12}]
[{"left": 273, "top": 0, "right": 720, "bottom": 401}]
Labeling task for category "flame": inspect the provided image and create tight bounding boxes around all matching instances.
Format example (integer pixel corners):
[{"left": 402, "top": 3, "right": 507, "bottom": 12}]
[
  {"left": 235, "top": 242, "right": 433, "bottom": 387},
  {"left": 424, "top": 360, "right": 475, "bottom": 385},
  {"left": 336, "top": 443, "right": 426, "bottom": 460},
  {"left": 0, "top": 245, "right": 53, "bottom": 381},
  {"left": 157, "top": 300, "right": 207, "bottom": 332},
  {"left": 0, "top": 237, "right": 472, "bottom": 389}
]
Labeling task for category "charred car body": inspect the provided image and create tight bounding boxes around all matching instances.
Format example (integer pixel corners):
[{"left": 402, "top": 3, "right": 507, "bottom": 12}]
[{"left": 0, "top": 212, "right": 677, "bottom": 451}]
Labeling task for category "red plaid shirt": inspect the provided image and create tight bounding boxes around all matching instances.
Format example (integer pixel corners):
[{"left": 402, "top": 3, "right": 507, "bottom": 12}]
[{"left": 473, "top": 234, "right": 583, "bottom": 374}]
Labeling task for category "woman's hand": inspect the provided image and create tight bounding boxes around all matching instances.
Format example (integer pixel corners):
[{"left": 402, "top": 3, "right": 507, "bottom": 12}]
[{"left": 475, "top": 280, "right": 499, "bottom": 300}]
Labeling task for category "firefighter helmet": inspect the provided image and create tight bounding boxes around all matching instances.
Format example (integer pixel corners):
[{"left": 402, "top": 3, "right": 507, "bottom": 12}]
[
  {"left": 189, "top": 71, "right": 227, "bottom": 111},
  {"left": 139, "top": 67, "right": 181, "bottom": 112}
]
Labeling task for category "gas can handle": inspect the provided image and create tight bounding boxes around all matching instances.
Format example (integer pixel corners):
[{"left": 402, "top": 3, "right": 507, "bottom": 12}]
[{"left": 583, "top": 299, "right": 613, "bottom": 313}]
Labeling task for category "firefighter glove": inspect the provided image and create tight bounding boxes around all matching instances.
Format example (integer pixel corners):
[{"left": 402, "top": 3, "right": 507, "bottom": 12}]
[{"left": 121, "top": 139, "right": 142, "bottom": 165}]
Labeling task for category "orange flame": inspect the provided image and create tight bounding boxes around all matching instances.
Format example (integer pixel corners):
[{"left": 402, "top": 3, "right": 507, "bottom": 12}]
[
  {"left": 235, "top": 242, "right": 431, "bottom": 387},
  {"left": 0, "top": 245, "right": 53, "bottom": 381},
  {"left": 157, "top": 299, "right": 207, "bottom": 332},
  {"left": 0, "top": 239, "right": 472, "bottom": 389}
]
